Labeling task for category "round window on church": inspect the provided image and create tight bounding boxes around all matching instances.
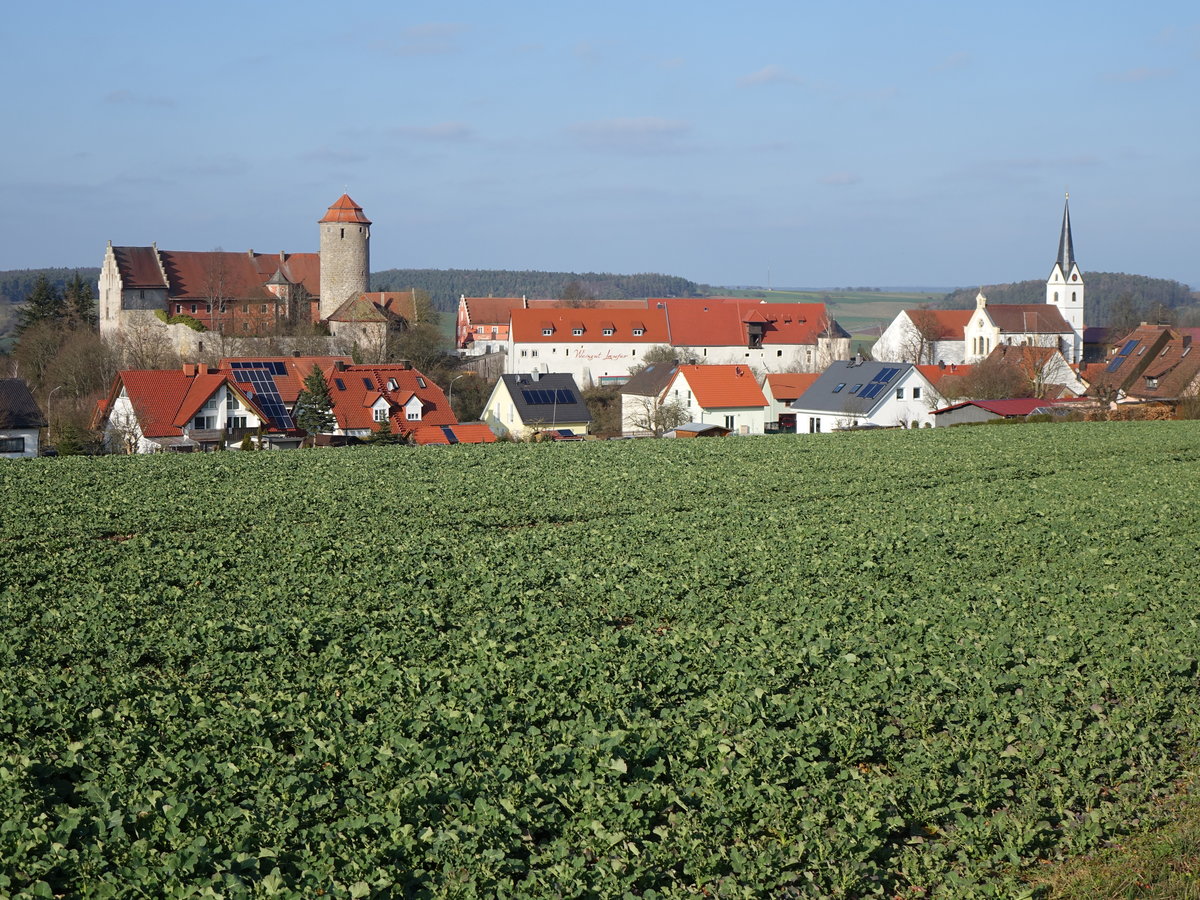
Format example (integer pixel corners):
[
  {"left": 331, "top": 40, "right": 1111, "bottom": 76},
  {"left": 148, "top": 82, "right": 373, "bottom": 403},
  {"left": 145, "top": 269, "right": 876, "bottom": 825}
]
[{"left": 1071, "top": 273, "right": 1078, "bottom": 281}]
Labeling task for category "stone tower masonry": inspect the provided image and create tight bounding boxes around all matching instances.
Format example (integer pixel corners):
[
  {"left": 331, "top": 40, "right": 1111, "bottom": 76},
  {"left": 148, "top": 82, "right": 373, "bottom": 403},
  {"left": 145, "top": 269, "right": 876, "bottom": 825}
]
[{"left": 318, "top": 194, "right": 371, "bottom": 321}]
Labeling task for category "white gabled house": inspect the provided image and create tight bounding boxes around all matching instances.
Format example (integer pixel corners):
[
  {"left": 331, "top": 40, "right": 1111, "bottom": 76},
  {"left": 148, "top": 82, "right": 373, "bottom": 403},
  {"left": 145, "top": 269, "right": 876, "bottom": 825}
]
[
  {"left": 662, "top": 365, "right": 769, "bottom": 435},
  {"left": 790, "top": 359, "right": 940, "bottom": 433}
]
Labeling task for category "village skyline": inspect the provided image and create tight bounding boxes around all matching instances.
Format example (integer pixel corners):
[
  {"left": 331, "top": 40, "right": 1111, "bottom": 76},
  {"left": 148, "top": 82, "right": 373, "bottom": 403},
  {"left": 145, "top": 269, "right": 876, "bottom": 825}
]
[{"left": 4, "top": 2, "right": 1199, "bottom": 288}]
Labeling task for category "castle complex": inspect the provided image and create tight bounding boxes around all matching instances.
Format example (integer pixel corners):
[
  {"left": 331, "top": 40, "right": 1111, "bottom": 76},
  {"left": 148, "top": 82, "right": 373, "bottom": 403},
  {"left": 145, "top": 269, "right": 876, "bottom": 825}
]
[{"left": 98, "top": 195, "right": 383, "bottom": 346}]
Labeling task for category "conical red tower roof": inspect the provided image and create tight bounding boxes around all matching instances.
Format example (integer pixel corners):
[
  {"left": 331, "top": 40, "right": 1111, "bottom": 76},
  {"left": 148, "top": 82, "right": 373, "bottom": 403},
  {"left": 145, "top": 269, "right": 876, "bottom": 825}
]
[{"left": 319, "top": 194, "right": 372, "bottom": 225}]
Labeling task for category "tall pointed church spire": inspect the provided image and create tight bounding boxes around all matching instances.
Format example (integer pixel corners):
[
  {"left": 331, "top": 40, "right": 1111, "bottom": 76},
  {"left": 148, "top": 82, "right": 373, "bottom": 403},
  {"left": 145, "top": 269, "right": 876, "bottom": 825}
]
[{"left": 1057, "top": 192, "right": 1075, "bottom": 274}]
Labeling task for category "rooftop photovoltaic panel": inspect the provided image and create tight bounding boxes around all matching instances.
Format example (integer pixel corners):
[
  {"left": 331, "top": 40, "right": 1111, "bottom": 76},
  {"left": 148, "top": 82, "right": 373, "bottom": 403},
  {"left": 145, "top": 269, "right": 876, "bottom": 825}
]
[
  {"left": 522, "top": 388, "right": 574, "bottom": 405},
  {"left": 441, "top": 427, "right": 459, "bottom": 444},
  {"left": 231, "top": 368, "right": 293, "bottom": 428}
]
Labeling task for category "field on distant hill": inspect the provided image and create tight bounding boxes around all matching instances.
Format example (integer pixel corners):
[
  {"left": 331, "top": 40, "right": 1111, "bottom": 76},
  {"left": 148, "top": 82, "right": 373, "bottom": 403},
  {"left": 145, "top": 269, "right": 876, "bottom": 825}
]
[
  {"left": 3, "top": 424, "right": 1199, "bottom": 897},
  {"left": 719, "top": 288, "right": 942, "bottom": 340}
]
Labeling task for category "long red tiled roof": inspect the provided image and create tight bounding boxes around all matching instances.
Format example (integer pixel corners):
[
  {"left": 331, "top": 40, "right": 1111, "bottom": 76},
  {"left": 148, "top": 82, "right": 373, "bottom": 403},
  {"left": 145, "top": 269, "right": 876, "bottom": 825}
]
[
  {"left": 986, "top": 304, "right": 1072, "bottom": 334},
  {"left": 510, "top": 307, "right": 667, "bottom": 343},
  {"left": 661, "top": 299, "right": 826, "bottom": 346},
  {"left": 319, "top": 194, "right": 372, "bottom": 225},
  {"left": 114, "top": 248, "right": 322, "bottom": 300},
  {"left": 672, "top": 365, "right": 768, "bottom": 409}
]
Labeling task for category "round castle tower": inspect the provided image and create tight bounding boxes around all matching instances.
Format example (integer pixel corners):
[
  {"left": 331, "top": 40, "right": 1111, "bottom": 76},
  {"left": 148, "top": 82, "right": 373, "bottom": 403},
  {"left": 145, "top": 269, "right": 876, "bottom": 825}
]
[{"left": 318, "top": 194, "right": 371, "bottom": 321}]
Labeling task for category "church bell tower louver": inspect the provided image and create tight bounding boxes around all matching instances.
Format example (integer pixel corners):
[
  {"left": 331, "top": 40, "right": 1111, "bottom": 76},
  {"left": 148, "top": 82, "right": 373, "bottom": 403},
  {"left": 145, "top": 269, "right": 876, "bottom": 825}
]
[{"left": 1045, "top": 193, "right": 1085, "bottom": 363}]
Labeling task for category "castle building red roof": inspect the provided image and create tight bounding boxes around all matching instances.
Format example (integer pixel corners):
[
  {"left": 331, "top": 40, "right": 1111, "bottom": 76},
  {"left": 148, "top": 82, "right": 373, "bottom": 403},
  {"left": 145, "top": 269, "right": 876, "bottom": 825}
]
[{"left": 510, "top": 308, "right": 668, "bottom": 342}]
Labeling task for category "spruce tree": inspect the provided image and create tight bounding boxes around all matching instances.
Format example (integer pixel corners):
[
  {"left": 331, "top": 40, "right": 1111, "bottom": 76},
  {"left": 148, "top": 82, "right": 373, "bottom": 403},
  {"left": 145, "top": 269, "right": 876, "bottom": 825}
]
[
  {"left": 17, "top": 274, "right": 66, "bottom": 334},
  {"left": 294, "top": 365, "right": 335, "bottom": 441},
  {"left": 63, "top": 272, "right": 96, "bottom": 330}
]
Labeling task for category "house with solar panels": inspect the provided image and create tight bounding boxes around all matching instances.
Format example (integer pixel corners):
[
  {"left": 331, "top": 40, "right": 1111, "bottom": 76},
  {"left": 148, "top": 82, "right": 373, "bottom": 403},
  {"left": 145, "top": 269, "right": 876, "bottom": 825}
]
[
  {"left": 1085, "top": 324, "right": 1200, "bottom": 406},
  {"left": 94, "top": 364, "right": 296, "bottom": 453},
  {"left": 481, "top": 373, "right": 591, "bottom": 440},
  {"left": 789, "top": 359, "right": 940, "bottom": 433}
]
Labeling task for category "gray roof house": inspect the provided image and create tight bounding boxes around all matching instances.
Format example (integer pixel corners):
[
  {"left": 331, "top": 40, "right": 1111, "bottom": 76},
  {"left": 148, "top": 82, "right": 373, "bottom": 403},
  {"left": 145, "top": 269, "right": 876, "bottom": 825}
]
[
  {"left": 0, "top": 379, "right": 48, "bottom": 459},
  {"left": 790, "top": 358, "right": 938, "bottom": 433},
  {"left": 481, "top": 372, "right": 592, "bottom": 440}
]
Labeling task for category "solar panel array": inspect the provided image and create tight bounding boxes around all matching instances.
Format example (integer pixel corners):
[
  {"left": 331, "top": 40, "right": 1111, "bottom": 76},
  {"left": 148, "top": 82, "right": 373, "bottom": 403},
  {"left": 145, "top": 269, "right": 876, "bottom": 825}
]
[
  {"left": 521, "top": 389, "right": 576, "bottom": 405},
  {"left": 230, "top": 361, "right": 287, "bottom": 375},
  {"left": 230, "top": 362, "right": 294, "bottom": 428},
  {"left": 1106, "top": 339, "right": 1140, "bottom": 373},
  {"left": 856, "top": 367, "right": 901, "bottom": 402}
]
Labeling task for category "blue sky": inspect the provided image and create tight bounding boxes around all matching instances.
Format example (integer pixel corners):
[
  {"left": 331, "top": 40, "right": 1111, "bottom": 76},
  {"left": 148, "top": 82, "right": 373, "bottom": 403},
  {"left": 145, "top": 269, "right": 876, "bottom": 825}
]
[{"left": 4, "top": 1, "right": 1197, "bottom": 288}]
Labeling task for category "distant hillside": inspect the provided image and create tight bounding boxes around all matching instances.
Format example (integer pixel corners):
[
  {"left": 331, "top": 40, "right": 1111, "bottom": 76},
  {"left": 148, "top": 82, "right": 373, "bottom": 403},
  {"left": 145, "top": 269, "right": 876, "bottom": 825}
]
[
  {"left": 371, "top": 269, "right": 710, "bottom": 313},
  {"left": 0, "top": 267, "right": 101, "bottom": 350},
  {"left": 941, "top": 273, "right": 1197, "bottom": 327}
]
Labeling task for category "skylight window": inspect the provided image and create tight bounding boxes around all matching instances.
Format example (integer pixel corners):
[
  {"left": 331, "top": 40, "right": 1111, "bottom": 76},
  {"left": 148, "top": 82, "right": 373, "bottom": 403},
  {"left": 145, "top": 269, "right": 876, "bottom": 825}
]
[{"left": 833, "top": 383, "right": 846, "bottom": 393}]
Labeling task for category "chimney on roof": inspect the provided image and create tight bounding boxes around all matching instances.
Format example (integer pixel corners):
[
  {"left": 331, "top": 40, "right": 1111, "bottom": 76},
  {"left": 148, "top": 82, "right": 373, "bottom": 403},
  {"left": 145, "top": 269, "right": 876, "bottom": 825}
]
[
  {"left": 279, "top": 250, "right": 286, "bottom": 262},
  {"left": 334, "top": 360, "right": 346, "bottom": 372},
  {"left": 183, "top": 363, "right": 197, "bottom": 377},
  {"left": 292, "top": 350, "right": 301, "bottom": 357},
  {"left": 531, "top": 370, "right": 540, "bottom": 381},
  {"left": 247, "top": 249, "right": 254, "bottom": 258}
]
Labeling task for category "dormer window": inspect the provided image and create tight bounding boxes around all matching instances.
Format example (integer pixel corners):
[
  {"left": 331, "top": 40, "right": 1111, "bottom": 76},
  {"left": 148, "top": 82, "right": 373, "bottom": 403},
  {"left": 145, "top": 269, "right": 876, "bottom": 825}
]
[
  {"left": 633, "top": 328, "right": 644, "bottom": 336},
  {"left": 573, "top": 328, "right": 584, "bottom": 336},
  {"left": 1145, "top": 376, "right": 1158, "bottom": 389},
  {"left": 542, "top": 327, "right": 554, "bottom": 336},
  {"left": 373, "top": 407, "right": 389, "bottom": 423},
  {"left": 603, "top": 328, "right": 614, "bottom": 336},
  {"left": 406, "top": 409, "right": 420, "bottom": 421},
  {"left": 387, "top": 378, "right": 398, "bottom": 390}
]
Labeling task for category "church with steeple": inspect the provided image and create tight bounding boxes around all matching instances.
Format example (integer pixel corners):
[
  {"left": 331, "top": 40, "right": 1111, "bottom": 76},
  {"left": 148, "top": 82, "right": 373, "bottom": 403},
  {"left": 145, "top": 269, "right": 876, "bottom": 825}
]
[{"left": 1045, "top": 193, "right": 1085, "bottom": 363}]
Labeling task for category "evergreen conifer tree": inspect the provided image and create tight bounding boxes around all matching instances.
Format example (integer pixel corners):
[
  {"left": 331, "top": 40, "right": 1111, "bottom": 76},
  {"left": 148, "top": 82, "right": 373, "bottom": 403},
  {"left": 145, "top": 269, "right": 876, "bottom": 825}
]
[
  {"left": 17, "top": 274, "right": 66, "bottom": 334},
  {"left": 63, "top": 272, "right": 96, "bottom": 330},
  {"left": 294, "top": 364, "right": 335, "bottom": 442}
]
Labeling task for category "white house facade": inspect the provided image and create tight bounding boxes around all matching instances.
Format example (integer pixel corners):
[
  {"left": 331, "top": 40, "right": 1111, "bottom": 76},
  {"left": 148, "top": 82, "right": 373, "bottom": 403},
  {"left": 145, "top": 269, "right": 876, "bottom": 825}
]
[{"left": 790, "top": 360, "right": 940, "bottom": 433}]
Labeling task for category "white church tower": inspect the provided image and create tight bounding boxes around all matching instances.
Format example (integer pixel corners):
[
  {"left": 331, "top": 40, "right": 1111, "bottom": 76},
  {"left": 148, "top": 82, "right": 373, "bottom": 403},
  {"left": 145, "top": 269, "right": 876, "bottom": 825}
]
[{"left": 1045, "top": 193, "right": 1085, "bottom": 363}]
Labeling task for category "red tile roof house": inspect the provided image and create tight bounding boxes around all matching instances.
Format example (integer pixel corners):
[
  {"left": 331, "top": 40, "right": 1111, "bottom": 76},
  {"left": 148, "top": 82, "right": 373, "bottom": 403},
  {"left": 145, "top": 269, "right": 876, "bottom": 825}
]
[
  {"left": 455, "top": 296, "right": 646, "bottom": 356},
  {"left": 94, "top": 364, "right": 297, "bottom": 453},
  {"left": 659, "top": 298, "right": 851, "bottom": 374},
  {"left": 661, "top": 365, "right": 769, "bottom": 435},
  {"left": 1086, "top": 325, "right": 1200, "bottom": 408},
  {"left": 322, "top": 362, "right": 494, "bottom": 445},
  {"left": 508, "top": 308, "right": 669, "bottom": 390}
]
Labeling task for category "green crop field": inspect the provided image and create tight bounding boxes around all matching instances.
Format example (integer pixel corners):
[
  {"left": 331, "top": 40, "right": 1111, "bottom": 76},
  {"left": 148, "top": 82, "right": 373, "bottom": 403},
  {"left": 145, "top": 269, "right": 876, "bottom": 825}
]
[{"left": 2, "top": 424, "right": 1199, "bottom": 898}]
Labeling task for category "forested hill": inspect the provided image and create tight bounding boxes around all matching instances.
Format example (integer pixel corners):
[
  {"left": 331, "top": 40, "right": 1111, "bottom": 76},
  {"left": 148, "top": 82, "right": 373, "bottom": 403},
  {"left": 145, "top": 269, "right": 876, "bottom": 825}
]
[
  {"left": 370, "top": 269, "right": 710, "bottom": 312},
  {"left": 0, "top": 268, "right": 99, "bottom": 306},
  {"left": 941, "top": 273, "right": 1196, "bottom": 327}
]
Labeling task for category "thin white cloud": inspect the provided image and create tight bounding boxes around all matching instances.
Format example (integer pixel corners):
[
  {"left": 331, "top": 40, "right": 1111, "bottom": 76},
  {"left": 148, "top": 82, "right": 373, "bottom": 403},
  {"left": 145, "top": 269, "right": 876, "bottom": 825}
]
[
  {"left": 738, "top": 65, "right": 801, "bottom": 88},
  {"left": 369, "top": 22, "right": 469, "bottom": 57},
  {"left": 569, "top": 117, "right": 691, "bottom": 153},
  {"left": 820, "top": 172, "right": 861, "bottom": 186},
  {"left": 300, "top": 147, "right": 369, "bottom": 165},
  {"left": 1106, "top": 66, "right": 1174, "bottom": 83},
  {"left": 392, "top": 122, "right": 474, "bottom": 142},
  {"left": 104, "top": 89, "right": 175, "bottom": 108},
  {"left": 934, "top": 51, "right": 970, "bottom": 72}
]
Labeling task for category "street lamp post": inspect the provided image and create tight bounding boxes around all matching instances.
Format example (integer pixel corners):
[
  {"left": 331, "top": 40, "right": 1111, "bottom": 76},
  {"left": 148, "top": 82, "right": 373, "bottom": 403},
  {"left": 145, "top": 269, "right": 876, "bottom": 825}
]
[
  {"left": 46, "top": 385, "right": 63, "bottom": 445},
  {"left": 448, "top": 373, "right": 467, "bottom": 417}
]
